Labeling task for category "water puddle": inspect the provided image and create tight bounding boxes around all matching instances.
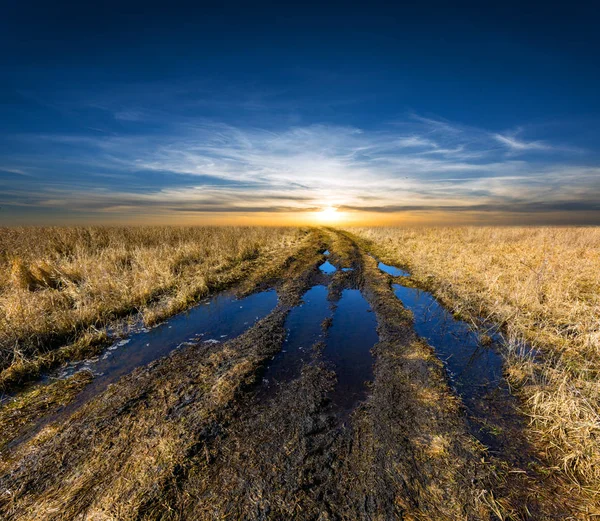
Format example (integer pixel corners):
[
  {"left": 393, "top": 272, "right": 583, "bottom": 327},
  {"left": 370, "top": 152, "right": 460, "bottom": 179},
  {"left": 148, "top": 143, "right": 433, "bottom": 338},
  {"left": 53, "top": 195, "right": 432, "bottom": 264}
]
[
  {"left": 325, "top": 289, "right": 379, "bottom": 413},
  {"left": 378, "top": 262, "right": 410, "bottom": 277},
  {"left": 12, "top": 290, "right": 279, "bottom": 440},
  {"left": 259, "top": 285, "right": 330, "bottom": 394},
  {"left": 323, "top": 250, "right": 330, "bottom": 256},
  {"left": 391, "top": 278, "right": 541, "bottom": 461},
  {"left": 58, "top": 290, "right": 278, "bottom": 386},
  {"left": 319, "top": 260, "right": 337, "bottom": 274},
  {"left": 258, "top": 283, "right": 379, "bottom": 417},
  {"left": 341, "top": 267, "right": 354, "bottom": 272},
  {"left": 376, "top": 258, "right": 537, "bottom": 458},
  {"left": 391, "top": 284, "right": 503, "bottom": 408}
]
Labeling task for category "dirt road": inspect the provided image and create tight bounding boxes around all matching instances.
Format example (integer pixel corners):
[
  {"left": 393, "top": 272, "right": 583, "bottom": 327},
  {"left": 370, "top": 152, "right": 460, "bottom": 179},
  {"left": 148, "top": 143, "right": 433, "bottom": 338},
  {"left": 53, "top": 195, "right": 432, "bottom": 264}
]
[{"left": 0, "top": 229, "right": 577, "bottom": 520}]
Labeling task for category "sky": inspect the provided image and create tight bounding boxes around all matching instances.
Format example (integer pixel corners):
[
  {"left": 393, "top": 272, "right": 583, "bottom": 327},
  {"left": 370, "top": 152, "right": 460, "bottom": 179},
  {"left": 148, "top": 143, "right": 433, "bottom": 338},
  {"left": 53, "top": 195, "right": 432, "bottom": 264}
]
[{"left": 1, "top": 1, "right": 599, "bottom": 226}]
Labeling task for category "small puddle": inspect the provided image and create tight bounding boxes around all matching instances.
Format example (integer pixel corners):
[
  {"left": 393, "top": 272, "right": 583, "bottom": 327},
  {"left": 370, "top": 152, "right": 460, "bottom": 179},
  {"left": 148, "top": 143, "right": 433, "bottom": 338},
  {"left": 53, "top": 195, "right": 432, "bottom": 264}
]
[
  {"left": 319, "top": 260, "right": 337, "bottom": 274},
  {"left": 9, "top": 289, "right": 278, "bottom": 447},
  {"left": 378, "top": 262, "right": 410, "bottom": 277},
  {"left": 325, "top": 289, "right": 379, "bottom": 414},
  {"left": 259, "top": 285, "right": 330, "bottom": 394},
  {"left": 392, "top": 284, "right": 503, "bottom": 407},
  {"left": 323, "top": 250, "right": 330, "bottom": 256},
  {"left": 59, "top": 290, "right": 278, "bottom": 388}
]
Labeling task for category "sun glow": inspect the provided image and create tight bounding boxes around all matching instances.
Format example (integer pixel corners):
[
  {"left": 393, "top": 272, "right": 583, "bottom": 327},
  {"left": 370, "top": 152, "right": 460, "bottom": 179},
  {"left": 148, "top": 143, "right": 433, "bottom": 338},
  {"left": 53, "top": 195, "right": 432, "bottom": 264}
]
[{"left": 317, "top": 206, "right": 341, "bottom": 223}]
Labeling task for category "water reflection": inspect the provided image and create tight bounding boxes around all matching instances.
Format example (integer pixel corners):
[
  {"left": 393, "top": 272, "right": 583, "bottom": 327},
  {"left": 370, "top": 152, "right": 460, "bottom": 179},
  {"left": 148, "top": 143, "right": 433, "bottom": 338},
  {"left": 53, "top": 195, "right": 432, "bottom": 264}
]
[
  {"left": 378, "top": 262, "right": 410, "bottom": 277},
  {"left": 259, "top": 285, "right": 330, "bottom": 393},
  {"left": 326, "top": 289, "right": 379, "bottom": 413},
  {"left": 392, "top": 284, "right": 503, "bottom": 407},
  {"left": 319, "top": 260, "right": 337, "bottom": 274},
  {"left": 57, "top": 290, "right": 278, "bottom": 397}
]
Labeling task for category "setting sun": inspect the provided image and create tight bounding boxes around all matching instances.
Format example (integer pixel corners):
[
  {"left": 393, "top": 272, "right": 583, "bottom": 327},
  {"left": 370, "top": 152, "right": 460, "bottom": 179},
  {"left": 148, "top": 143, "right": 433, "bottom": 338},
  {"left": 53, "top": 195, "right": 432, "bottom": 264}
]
[{"left": 317, "top": 206, "right": 341, "bottom": 223}]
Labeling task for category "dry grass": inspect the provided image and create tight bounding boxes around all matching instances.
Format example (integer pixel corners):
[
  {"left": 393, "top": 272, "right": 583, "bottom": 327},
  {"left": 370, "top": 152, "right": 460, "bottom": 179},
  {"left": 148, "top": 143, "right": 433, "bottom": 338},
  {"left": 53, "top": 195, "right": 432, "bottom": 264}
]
[
  {"left": 0, "top": 230, "right": 325, "bottom": 521},
  {"left": 0, "top": 226, "right": 304, "bottom": 386},
  {"left": 349, "top": 226, "right": 600, "bottom": 505},
  {"left": 0, "top": 370, "right": 93, "bottom": 451}
]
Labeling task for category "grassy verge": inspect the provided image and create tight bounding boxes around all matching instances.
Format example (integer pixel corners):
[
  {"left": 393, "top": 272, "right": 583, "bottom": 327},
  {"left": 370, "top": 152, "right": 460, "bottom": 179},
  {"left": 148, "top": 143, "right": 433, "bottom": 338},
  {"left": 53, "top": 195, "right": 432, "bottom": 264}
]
[
  {"left": 347, "top": 226, "right": 600, "bottom": 512},
  {"left": 0, "top": 226, "right": 306, "bottom": 389}
]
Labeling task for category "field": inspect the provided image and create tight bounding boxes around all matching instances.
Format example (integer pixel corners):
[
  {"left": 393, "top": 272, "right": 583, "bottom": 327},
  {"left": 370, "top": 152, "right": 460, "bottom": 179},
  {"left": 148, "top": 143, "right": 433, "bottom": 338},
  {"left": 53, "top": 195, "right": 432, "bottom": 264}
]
[
  {"left": 351, "top": 226, "right": 600, "bottom": 506},
  {"left": 0, "top": 226, "right": 304, "bottom": 388},
  {"left": 0, "top": 226, "right": 598, "bottom": 520}
]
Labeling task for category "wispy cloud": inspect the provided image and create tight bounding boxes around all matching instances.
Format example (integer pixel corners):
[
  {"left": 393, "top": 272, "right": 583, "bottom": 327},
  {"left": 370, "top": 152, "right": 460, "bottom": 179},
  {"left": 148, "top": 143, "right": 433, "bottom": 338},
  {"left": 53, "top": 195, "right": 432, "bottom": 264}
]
[
  {"left": 2, "top": 106, "right": 597, "bottom": 222},
  {"left": 396, "top": 136, "right": 437, "bottom": 148},
  {"left": 0, "top": 167, "right": 32, "bottom": 177},
  {"left": 493, "top": 133, "right": 552, "bottom": 151}
]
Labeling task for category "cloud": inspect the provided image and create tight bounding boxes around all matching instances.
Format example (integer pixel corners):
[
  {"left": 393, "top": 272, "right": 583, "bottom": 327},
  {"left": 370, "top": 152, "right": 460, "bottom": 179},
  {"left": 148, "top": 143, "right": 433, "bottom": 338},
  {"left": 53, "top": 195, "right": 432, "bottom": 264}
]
[
  {"left": 2, "top": 109, "right": 597, "bottom": 222},
  {"left": 396, "top": 136, "right": 437, "bottom": 148},
  {"left": 0, "top": 166, "right": 35, "bottom": 178},
  {"left": 493, "top": 133, "right": 551, "bottom": 151},
  {"left": 339, "top": 198, "right": 600, "bottom": 214}
]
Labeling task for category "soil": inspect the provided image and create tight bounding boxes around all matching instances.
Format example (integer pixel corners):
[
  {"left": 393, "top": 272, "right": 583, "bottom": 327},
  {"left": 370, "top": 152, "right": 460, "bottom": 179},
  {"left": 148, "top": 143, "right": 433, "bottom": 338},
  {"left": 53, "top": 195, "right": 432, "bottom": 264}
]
[{"left": 0, "top": 229, "right": 579, "bottom": 520}]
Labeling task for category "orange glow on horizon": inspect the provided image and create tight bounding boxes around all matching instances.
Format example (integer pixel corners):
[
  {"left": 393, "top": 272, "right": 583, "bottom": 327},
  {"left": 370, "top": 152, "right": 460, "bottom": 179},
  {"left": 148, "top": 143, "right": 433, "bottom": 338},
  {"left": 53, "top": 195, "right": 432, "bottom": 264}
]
[{"left": 5, "top": 208, "right": 599, "bottom": 227}]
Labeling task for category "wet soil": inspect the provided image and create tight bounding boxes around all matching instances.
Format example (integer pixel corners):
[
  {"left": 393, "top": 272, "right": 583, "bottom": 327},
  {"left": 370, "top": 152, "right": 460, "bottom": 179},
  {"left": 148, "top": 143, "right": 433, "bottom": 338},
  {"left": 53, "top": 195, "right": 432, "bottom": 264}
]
[{"left": 0, "top": 228, "right": 579, "bottom": 520}]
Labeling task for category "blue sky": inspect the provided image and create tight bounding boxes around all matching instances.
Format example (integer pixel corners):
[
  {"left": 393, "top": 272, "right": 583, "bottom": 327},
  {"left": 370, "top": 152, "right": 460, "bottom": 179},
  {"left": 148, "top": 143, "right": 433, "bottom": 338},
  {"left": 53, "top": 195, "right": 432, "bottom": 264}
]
[{"left": 2, "top": 1, "right": 599, "bottom": 224}]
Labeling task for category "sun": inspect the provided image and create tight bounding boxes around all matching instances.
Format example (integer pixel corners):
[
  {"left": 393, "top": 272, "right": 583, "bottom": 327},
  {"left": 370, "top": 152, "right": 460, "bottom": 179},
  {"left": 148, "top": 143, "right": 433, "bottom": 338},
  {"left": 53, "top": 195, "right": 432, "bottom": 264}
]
[{"left": 317, "top": 206, "right": 341, "bottom": 223}]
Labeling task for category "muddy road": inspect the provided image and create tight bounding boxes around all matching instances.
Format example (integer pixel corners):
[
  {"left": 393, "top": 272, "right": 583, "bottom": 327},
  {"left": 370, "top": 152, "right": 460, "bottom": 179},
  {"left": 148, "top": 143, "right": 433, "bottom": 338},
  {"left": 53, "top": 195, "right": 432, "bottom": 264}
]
[{"left": 0, "top": 230, "right": 576, "bottom": 520}]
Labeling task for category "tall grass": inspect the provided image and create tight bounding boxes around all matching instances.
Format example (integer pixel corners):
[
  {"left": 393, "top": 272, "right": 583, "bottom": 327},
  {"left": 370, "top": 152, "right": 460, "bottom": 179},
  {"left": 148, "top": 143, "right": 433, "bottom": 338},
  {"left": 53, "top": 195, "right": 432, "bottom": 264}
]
[
  {"left": 350, "top": 226, "right": 600, "bottom": 500},
  {"left": 0, "top": 226, "right": 303, "bottom": 382}
]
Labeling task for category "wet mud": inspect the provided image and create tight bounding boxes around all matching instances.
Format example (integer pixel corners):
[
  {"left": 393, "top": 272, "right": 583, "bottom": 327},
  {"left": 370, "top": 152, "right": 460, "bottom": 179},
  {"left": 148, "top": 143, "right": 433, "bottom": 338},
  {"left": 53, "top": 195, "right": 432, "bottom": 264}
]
[{"left": 0, "top": 228, "right": 579, "bottom": 520}]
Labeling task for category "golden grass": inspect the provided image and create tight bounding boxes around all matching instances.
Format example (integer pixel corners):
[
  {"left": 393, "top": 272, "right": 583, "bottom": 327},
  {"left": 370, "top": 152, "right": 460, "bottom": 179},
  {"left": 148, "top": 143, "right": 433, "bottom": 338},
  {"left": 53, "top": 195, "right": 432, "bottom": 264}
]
[
  {"left": 0, "top": 370, "right": 93, "bottom": 451},
  {"left": 0, "top": 226, "right": 304, "bottom": 385},
  {"left": 0, "top": 232, "right": 325, "bottom": 521},
  {"left": 349, "top": 226, "right": 600, "bottom": 503}
]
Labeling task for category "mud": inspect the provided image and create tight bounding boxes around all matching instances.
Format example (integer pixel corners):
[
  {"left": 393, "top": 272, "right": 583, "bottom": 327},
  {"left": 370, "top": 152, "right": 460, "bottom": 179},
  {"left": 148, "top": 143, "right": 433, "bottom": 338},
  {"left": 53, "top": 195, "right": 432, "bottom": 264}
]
[
  {"left": 140, "top": 230, "right": 494, "bottom": 520},
  {"left": 0, "top": 228, "right": 579, "bottom": 520}
]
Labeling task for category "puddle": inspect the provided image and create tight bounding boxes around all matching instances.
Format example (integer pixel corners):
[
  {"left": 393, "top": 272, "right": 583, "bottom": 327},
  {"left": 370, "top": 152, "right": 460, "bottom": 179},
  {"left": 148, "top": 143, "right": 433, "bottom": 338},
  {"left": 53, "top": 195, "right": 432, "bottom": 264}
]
[
  {"left": 15, "top": 290, "right": 279, "bottom": 433},
  {"left": 391, "top": 281, "right": 544, "bottom": 462},
  {"left": 259, "top": 285, "right": 330, "bottom": 394},
  {"left": 389, "top": 282, "right": 535, "bottom": 455},
  {"left": 341, "top": 267, "right": 354, "bottom": 272},
  {"left": 378, "top": 262, "right": 410, "bottom": 277},
  {"left": 58, "top": 290, "right": 278, "bottom": 386},
  {"left": 319, "top": 260, "right": 337, "bottom": 274},
  {"left": 323, "top": 250, "right": 330, "bottom": 256},
  {"left": 6, "top": 289, "right": 278, "bottom": 449},
  {"left": 392, "top": 284, "right": 502, "bottom": 408},
  {"left": 325, "top": 289, "right": 379, "bottom": 413}
]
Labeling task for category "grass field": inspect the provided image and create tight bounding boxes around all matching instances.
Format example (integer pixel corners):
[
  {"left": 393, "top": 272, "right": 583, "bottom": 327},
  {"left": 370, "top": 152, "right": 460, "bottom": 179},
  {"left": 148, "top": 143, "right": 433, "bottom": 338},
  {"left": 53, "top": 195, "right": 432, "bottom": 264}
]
[
  {"left": 349, "top": 226, "right": 600, "bottom": 504},
  {"left": 0, "top": 226, "right": 304, "bottom": 388},
  {"left": 1, "top": 225, "right": 598, "bottom": 519}
]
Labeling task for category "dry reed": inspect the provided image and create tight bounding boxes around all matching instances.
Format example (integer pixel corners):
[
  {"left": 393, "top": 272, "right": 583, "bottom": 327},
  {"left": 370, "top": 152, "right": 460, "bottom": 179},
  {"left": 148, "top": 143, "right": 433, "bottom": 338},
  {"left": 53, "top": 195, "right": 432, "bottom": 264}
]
[
  {"left": 349, "top": 226, "right": 600, "bottom": 502},
  {"left": 0, "top": 226, "right": 303, "bottom": 384}
]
